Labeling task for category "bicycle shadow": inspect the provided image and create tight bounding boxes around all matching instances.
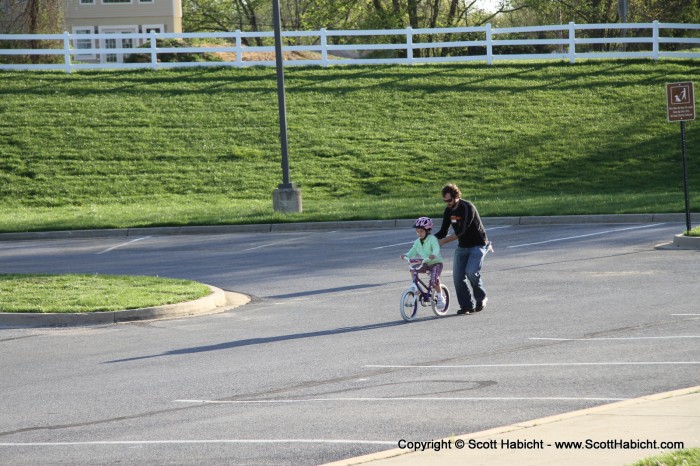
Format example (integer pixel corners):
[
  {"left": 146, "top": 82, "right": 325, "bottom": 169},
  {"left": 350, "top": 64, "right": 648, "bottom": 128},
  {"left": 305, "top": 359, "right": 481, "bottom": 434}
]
[
  {"left": 265, "top": 283, "right": 382, "bottom": 299},
  {"left": 104, "top": 314, "right": 456, "bottom": 364}
]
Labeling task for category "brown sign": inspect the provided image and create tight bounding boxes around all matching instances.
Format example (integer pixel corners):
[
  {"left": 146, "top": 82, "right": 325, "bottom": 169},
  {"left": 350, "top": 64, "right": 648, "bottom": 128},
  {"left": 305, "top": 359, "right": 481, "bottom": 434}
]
[{"left": 666, "top": 82, "right": 695, "bottom": 122}]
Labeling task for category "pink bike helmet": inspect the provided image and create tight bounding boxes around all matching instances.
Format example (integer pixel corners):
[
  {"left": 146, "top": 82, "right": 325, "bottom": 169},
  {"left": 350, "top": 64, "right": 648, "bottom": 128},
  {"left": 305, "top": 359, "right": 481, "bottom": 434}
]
[{"left": 413, "top": 217, "right": 433, "bottom": 230}]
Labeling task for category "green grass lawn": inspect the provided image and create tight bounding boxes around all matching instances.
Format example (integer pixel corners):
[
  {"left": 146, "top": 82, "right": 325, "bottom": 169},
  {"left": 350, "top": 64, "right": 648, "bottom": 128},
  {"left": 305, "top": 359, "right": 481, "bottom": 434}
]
[
  {"left": 0, "top": 274, "right": 211, "bottom": 313},
  {"left": 629, "top": 448, "right": 700, "bottom": 466},
  {"left": 1, "top": 60, "right": 698, "bottom": 232}
]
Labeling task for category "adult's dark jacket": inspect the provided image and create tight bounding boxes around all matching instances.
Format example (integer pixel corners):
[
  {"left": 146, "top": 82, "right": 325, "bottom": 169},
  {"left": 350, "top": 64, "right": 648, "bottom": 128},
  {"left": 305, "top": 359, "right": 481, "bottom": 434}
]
[{"left": 435, "top": 199, "right": 488, "bottom": 248}]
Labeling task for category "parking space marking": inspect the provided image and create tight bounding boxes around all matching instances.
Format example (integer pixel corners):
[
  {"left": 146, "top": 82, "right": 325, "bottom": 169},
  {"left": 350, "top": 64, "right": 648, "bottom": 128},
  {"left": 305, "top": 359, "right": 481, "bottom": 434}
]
[
  {"left": 174, "top": 396, "right": 627, "bottom": 404},
  {"left": 0, "top": 439, "right": 395, "bottom": 447},
  {"left": 243, "top": 230, "right": 340, "bottom": 252},
  {"left": 372, "top": 226, "right": 510, "bottom": 250},
  {"left": 371, "top": 241, "right": 413, "bottom": 250},
  {"left": 530, "top": 336, "right": 700, "bottom": 341},
  {"left": 96, "top": 236, "right": 151, "bottom": 255},
  {"left": 507, "top": 223, "right": 665, "bottom": 249},
  {"left": 366, "top": 362, "right": 699, "bottom": 368},
  {"left": 243, "top": 237, "right": 304, "bottom": 251}
]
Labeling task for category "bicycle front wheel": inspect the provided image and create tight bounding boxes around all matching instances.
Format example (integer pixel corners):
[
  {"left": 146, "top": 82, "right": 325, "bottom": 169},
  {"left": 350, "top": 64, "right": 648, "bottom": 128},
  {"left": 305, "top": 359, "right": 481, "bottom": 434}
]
[
  {"left": 400, "top": 289, "right": 418, "bottom": 322},
  {"left": 431, "top": 285, "right": 450, "bottom": 316}
]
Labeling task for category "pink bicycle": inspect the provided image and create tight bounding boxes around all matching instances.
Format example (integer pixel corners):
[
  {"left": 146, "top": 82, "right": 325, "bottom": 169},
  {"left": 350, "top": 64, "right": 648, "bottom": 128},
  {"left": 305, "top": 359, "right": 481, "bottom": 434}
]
[{"left": 400, "top": 258, "right": 450, "bottom": 322}]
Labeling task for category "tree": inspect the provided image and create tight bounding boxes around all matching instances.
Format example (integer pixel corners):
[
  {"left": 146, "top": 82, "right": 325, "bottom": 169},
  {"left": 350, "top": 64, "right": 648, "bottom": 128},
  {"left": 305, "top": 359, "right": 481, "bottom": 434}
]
[
  {"left": 183, "top": 0, "right": 269, "bottom": 45},
  {"left": 0, "top": 0, "right": 64, "bottom": 64},
  {"left": 354, "top": 0, "right": 526, "bottom": 57},
  {"left": 1, "top": 0, "right": 63, "bottom": 34},
  {"left": 503, "top": 0, "right": 699, "bottom": 52},
  {"left": 296, "top": 0, "right": 365, "bottom": 31},
  {"left": 183, "top": 0, "right": 364, "bottom": 45},
  {"left": 631, "top": 0, "right": 700, "bottom": 23},
  {"left": 511, "top": 0, "right": 699, "bottom": 24}
]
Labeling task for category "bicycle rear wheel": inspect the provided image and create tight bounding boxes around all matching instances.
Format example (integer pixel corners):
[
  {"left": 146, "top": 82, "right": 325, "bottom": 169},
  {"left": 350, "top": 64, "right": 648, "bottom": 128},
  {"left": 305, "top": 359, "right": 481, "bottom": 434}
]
[
  {"left": 431, "top": 285, "right": 450, "bottom": 316},
  {"left": 400, "top": 289, "right": 418, "bottom": 321}
]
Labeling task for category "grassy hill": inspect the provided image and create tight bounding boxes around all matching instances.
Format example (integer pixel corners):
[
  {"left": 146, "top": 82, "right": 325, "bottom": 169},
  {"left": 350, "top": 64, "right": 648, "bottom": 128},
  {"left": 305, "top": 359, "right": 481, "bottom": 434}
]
[{"left": 0, "top": 60, "right": 698, "bottom": 232}]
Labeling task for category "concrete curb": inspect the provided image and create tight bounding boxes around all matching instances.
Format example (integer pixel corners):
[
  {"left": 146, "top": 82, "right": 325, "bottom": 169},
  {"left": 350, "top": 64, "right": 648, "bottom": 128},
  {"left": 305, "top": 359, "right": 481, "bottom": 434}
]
[
  {"left": 0, "top": 213, "right": 698, "bottom": 241},
  {"left": 0, "top": 286, "right": 251, "bottom": 328},
  {"left": 655, "top": 234, "right": 700, "bottom": 250},
  {"left": 672, "top": 233, "right": 700, "bottom": 250},
  {"left": 322, "top": 385, "right": 700, "bottom": 466}
]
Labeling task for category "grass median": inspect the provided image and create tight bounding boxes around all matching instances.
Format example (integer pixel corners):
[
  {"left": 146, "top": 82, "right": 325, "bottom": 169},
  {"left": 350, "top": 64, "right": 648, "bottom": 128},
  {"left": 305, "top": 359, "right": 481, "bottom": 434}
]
[
  {"left": 686, "top": 225, "right": 700, "bottom": 236},
  {"left": 0, "top": 274, "right": 211, "bottom": 313},
  {"left": 1, "top": 60, "right": 698, "bottom": 233}
]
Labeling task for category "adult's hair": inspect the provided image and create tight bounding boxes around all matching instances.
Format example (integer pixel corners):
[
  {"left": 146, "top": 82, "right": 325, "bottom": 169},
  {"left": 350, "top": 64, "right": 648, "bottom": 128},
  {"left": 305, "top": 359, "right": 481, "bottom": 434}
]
[{"left": 442, "top": 183, "right": 461, "bottom": 199}]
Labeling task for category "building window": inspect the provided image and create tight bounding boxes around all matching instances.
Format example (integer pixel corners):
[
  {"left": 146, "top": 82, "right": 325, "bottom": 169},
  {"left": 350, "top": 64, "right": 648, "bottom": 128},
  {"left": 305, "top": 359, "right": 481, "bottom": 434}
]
[
  {"left": 73, "top": 27, "right": 96, "bottom": 61},
  {"left": 139, "top": 0, "right": 154, "bottom": 3},
  {"left": 80, "top": 0, "right": 95, "bottom": 4},
  {"left": 143, "top": 25, "right": 163, "bottom": 34},
  {"left": 98, "top": 26, "right": 138, "bottom": 63},
  {"left": 102, "top": 0, "right": 131, "bottom": 3}
]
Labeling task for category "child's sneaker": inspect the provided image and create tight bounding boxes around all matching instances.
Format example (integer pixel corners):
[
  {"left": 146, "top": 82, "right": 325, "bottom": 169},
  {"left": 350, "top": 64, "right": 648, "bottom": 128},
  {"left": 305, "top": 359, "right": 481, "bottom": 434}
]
[{"left": 436, "top": 293, "right": 446, "bottom": 309}]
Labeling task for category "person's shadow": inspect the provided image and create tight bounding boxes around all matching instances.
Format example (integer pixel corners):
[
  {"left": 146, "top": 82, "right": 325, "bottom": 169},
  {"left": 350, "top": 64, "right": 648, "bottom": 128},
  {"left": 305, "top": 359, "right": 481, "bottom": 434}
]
[{"left": 104, "top": 315, "right": 457, "bottom": 364}]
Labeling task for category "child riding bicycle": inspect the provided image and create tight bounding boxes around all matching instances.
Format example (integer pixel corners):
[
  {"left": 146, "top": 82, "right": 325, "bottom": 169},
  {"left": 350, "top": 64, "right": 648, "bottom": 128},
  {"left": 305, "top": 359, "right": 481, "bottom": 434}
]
[{"left": 400, "top": 217, "right": 446, "bottom": 309}]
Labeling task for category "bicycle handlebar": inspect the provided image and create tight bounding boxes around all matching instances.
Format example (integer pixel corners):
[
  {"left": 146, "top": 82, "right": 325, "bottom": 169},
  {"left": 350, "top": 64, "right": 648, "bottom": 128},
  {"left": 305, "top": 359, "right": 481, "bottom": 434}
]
[{"left": 403, "top": 256, "right": 427, "bottom": 269}]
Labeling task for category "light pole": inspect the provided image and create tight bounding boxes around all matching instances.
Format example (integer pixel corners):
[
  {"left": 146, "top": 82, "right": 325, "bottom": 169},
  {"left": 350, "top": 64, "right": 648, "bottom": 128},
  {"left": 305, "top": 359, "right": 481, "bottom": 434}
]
[{"left": 271, "top": 0, "right": 302, "bottom": 213}]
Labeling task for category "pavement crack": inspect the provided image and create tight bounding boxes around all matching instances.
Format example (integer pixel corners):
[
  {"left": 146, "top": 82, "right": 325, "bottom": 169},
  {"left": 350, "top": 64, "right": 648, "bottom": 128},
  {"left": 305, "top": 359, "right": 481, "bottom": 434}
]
[{"left": 0, "top": 405, "right": 203, "bottom": 438}]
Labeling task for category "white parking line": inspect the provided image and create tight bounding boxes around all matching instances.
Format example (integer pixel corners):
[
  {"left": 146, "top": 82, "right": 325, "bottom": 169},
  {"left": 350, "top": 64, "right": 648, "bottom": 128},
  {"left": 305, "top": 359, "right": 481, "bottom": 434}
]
[
  {"left": 174, "top": 396, "right": 627, "bottom": 404},
  {"left": 0, "top": 439, "right": 395, "bottom": 447},
  {"left": 507, "top": 223, "right": 665, "bottom": 249},
  {"left": 366, "top": 362, "right": 700, "bottom": 368},
  {"left": 96, "top": 236, "right": 151, "bottom": 255},
  {"left": 243, "top": 237, "right": 303, "bottom": 251},
  {"left": 372, "top": 226, "right": 510, "bottom": 250},
  {"left": 530, "top": 336, "right": 700, "bottom": 341},
  {"left": 371, "top": 241, "right": 413, "bottom": 250}
]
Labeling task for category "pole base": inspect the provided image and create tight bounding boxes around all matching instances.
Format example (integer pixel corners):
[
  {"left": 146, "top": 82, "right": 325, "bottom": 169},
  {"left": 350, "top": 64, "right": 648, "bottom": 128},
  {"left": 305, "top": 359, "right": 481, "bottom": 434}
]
[{"left": 273, "top": 186, "right": 302, "bottom": 213}]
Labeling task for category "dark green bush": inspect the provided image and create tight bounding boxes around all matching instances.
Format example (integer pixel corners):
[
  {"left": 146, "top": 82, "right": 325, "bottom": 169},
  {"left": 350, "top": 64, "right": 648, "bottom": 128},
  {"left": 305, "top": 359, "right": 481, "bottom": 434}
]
[{"left": 124, "top": 38, "right": 223, "bottom": 63}]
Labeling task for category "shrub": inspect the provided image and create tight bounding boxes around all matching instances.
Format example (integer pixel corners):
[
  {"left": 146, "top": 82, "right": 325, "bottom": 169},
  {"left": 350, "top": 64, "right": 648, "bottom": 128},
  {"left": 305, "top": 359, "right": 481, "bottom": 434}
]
[{"left": 124, "top": 38, "right": 223, "bottom": 63}]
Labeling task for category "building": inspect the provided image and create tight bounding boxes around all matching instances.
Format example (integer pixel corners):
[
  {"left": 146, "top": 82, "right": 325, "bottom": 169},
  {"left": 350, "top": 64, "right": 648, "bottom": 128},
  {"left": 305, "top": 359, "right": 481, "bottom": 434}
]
[
  {"left": 2, "top": 0, "right": 182, "bottom": 63},
  {"left": 66, "top": 0, "right": 182, "bottom": 63}
]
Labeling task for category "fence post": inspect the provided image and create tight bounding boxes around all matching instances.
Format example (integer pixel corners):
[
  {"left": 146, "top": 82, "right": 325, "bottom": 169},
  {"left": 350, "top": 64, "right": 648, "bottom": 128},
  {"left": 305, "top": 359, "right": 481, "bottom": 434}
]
[
  {"left": 320, "top": 28, "right": 328, "bottom": 67},
  {"left": 150, "top": 30, "right": 158, "bottom": 69},
  {"left": 406, "top": 27, "right": 413, "bottom": 65},
  {"left": 652, "top": 20, "right": 660, "bottom": 60},
  {"left": 486, "top": 23, "right": 493, "bottom": 65},
  {"left": 568, "top": 22, "right": 576, "bottom": 63},
  {"left": 235, "top": 29, "right": 243, "bottom": 67},
  {"left": 63, "top": 31, "right": 72, "bottom": 74}
]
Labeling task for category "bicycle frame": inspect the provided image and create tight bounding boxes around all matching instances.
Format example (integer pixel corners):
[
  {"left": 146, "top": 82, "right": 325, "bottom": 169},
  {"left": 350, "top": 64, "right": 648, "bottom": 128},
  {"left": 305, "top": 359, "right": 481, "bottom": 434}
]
[
  {"left": 400, "top": 258, "right": 450, "bottom": 321},
  {"left": 408, "top": 266, "right": 433, "bottom": 306}
]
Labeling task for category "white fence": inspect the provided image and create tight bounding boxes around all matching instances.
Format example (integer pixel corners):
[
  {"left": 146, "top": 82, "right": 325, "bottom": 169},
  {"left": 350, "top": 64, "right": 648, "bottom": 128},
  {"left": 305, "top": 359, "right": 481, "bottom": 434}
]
[{"left": 1, "top": 21, "right": 699, "bottom": 72}]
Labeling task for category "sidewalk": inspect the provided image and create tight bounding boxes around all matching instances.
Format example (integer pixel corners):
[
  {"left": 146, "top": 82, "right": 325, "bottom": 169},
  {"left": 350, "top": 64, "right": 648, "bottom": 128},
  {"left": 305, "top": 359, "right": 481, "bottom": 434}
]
[{"left": 324, "top": 386, "right": 700, "bottom": 466}]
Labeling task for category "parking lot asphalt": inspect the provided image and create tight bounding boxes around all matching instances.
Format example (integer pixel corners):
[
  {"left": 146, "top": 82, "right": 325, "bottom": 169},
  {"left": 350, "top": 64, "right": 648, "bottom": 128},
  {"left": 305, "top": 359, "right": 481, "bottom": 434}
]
[{"left": 0, "top": 215, "right": 698, "bottom": 465}]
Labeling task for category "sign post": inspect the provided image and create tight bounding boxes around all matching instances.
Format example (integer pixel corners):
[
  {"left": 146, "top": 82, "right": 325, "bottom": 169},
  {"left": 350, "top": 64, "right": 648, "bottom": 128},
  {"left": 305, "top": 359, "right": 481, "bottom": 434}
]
[{"left": 666, "top": 82, "right": 695, "bottom": 234}]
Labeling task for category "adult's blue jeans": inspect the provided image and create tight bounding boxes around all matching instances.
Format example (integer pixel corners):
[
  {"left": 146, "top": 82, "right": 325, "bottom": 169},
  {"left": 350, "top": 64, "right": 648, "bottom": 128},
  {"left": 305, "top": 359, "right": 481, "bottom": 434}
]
[{"left": 452, "top": 245, "right": 488, "bottom": 310}]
